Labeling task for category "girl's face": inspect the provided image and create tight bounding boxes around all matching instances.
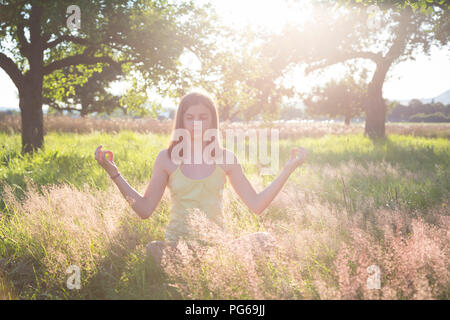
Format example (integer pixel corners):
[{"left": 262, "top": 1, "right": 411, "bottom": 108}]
[{"left": 183, "top": 104, "right": 212, "bottom": 140}]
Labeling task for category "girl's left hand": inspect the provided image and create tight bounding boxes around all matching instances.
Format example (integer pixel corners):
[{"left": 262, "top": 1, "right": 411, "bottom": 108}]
[
  {"left": 286, "top": 147, "right": 308, "bottom": 172},
  {"left": 94, "top": 145, "right": 118, "bottom": 177}
]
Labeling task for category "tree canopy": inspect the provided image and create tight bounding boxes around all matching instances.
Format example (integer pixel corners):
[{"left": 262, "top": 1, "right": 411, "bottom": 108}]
[
  {"left": 0, "top": 0, "right": 218, "bottom": 153},
  {"left": 298, "top": 0, "right": 449, "bottom": 137}
]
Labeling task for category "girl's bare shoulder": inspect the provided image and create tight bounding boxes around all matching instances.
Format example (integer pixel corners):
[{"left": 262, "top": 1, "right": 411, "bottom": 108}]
[
  {"left": 156, "top": 148, "right": 178, "bottom": 175},
  {"left": 216, "top": 147, "right": 239, "bottom": 174}
]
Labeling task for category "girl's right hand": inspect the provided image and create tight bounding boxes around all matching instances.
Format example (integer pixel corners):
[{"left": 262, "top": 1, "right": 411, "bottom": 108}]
[
  {"left": 95, "top": 145, "right": 119, "bottom": 177},
  {"left": 286, "top": 146, "right": 308, "bottom": 172}
]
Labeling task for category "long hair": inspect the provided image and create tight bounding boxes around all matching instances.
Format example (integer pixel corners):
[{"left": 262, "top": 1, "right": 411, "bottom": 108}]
[{"left": 167, "top": 91, "right": 221, "bottom": 161}]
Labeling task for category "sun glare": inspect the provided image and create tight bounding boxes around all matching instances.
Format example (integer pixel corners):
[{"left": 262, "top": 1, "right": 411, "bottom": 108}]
[{"left": 212, "top": 0, "right": 313, "bottom": 32}]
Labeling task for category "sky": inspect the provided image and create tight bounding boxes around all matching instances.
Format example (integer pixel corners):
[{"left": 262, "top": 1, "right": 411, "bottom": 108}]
[{"left": 1, "top": 0, "right": 449, "bottom": 110}]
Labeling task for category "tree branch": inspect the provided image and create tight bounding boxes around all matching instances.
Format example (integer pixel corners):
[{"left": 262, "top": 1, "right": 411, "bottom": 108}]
[
  {"left": 43, "top": 54, "right": 123, "bottom": 75},
  {"left": 0, "top": 52, "right": 24, "bottom": 91},
  {"left": 305, "top": 51, "right": 383, "bottom": 74},
  {"left": 17, "top": 24, "right": 30, "bottom": 58},
  {"left": 29, "top": 4, "right": 43, "bottom": 50},
  {"left": 44, "top": 35, "right": 91, "bottom": 50},
  {"left": 43, "top": 98, "right": 82, "bottom": 113},
  {"left": 383, "top": 9, "right": 412, "bottom": 63}
]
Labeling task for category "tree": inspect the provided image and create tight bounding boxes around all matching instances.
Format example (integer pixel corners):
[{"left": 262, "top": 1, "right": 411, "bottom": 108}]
[
  {"left": 187, "top": 38, "right": 262, "bottom": 122},
  {"left": 0, "top": 0, "right": 216, "bottom": 154},
  {"left": 304, "top": 0, "right": 449, "bottom": 138},
  {"left": 280, "top": 104, "right": 304, "bottom": 120},
  {"left": 342, "top": 0, "right": 449, "bottom": 42},
  {"left": 192, "top": 25, "right": 296, "bottom": 122},
  {"left": 387, "top": 98, "right": 450, "bottom": 122},
  {"left": 303, "top": 72, "right": 367, "bottom": 125},
  {"left": 244, "top": 28, "right": 298, "bottom": 122}
]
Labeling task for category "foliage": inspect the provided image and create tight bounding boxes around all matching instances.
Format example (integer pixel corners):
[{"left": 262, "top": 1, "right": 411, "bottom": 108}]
[
  {"left": 303, "top": 71, "right": 368, "bottom": 125},
  {"left": 336, "top": 0, "right": 449, "bottom": 45},
  {"left": 178, "top": 25, "right": 297, "bottom": 122},
  {"left": 409, "top": 112, "right": 449, "bottom": 122},
  {"left": 0, "top": 0, "right": 221, "bottom": 153},
  {"left": 387, "top": 100, "right": 450, "bottom": 122}
]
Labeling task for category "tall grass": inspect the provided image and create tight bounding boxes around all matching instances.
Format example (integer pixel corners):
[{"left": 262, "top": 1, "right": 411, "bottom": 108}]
[{"left": 0, "top": 130, "right": 449, "bottom": 299}]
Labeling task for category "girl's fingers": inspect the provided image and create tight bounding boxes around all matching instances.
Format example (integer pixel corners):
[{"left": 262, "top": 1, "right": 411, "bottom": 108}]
[
  {"left": 291, "top": 148, "right": 296, "bottom": 159},
  {"left": 101, "top": 150, "right": 114, "bottom": 162},
  {"left": 298, "top": 148, "right": 307, "bottom": 159},
  {"left": 104, "top": 151, "right": 113, "bottom": 162},
  {"left": 291, "top": 147, "right": 308, "bottom": 161},
  {"left": 97, "top": 150, "right": 103, "bottom": 161},
  {"left": 291, "top": 147, "right": 303, "bottom": 159},
  {"left": 95, "top": 145, "right": 103, "bottom": 160},
  {"left": 94, "top": 146, "right": 113, "bottom": 163}
]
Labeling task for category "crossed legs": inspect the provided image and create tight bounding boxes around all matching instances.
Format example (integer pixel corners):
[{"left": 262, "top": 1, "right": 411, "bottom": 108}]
[{"left": 146, "top": 231, "right": 278, "bottom": 266}]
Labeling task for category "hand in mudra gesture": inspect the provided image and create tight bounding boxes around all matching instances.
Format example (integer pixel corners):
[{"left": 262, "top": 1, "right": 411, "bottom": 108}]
[
  {"left": 94, "top": 145, "right": 118, "bottom": 177},
  {"left": 286, "top": 146, "right": 309, "bottom": 172}
]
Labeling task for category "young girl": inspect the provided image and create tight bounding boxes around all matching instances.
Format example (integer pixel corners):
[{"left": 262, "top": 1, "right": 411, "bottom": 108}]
[{"left": 95, "top": 91, "right": 308, "bottom": 265}]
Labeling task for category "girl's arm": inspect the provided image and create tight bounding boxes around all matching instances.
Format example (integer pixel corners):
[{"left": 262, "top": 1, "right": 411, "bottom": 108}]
[
  {"left": 97, "top": 146, "right": 168, "bottom": 219},
  {"left": 225, "top": 147, "right": 307, "bottom": 216}
]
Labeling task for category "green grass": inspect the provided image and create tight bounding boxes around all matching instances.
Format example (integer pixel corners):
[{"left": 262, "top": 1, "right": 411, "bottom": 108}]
[{"left": 0, "top": 131, "right": 449, "bottom": 299}]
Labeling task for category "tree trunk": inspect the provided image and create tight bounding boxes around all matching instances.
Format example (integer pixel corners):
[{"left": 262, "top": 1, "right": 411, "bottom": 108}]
[
  {"left": 364, "top": 86, "right": 386, "bottom": 139},
  {"left": 80, "top": 106, "right": 88, "bottom": 118},
  {"left": 344, "top": 116, "right": 350, "bottom": 125},
  {"left": 363, "top": 9, "right": 410, "bottom": 139},
  {"left": 19, "top": 4, "right": 45, "bottom": 155},
  {"left": 19, "top": 89, "right": 44, "bottom": 154},
  {"left": 364, "top": 62, "right": 389, "bottom": 139}
]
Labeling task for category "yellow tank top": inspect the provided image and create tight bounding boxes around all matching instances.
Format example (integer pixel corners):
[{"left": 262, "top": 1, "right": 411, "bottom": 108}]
[{"left": 165, "top": 160, "right": 227, "bottom": 243}]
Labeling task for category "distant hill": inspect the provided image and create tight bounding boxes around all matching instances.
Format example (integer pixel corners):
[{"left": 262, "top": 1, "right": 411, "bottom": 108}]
[
  {"left": 395, "top": 89, "right": 450, "bottom": 105},
  {"left": 0, "top": 107, "right": 19, "bottom": 114},
  {"left": 422, "top": 90, "right": 450, "bottom": 104}
]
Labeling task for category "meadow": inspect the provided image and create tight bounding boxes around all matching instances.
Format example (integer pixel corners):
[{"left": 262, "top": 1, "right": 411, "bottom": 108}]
[{"left": 0, "top": 122, "right": 449, "bottom": 299}]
